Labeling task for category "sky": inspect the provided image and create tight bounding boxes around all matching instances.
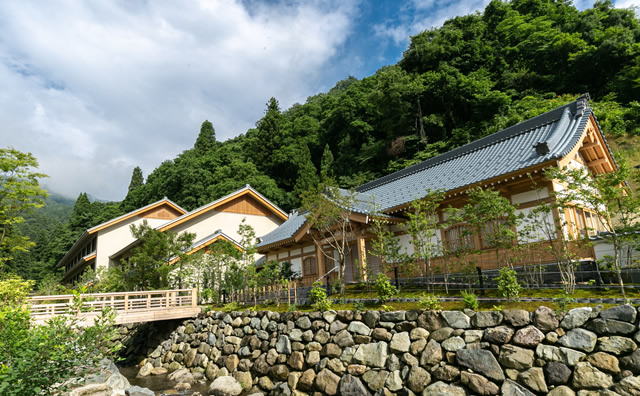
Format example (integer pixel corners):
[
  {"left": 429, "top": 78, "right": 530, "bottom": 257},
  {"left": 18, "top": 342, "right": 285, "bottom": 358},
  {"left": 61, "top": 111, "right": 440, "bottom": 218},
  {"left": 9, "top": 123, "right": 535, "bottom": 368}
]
[{"left": 0, "top": 0, "right": 637, "bottom": 202}]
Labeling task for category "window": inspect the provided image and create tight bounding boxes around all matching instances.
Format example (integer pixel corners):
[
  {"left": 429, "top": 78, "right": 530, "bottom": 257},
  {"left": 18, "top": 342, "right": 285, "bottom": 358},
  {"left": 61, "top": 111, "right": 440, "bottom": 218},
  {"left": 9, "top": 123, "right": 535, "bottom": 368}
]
[
  {"left": 481, "top": 219, "right": 508, "bottom": 248},
  {"left": 303, "top": 257, "right": 317, "bottom": 276},
  {"left": 446, "top": 224, "right": 475, "bottom": 251}
]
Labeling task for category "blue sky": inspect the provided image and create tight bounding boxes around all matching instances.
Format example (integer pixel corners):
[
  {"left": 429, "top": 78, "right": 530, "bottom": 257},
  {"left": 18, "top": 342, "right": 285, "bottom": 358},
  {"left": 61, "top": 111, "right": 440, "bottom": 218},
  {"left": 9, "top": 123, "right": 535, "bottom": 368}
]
[{"left": 0, "top": 0, "right": 636, "bottom": 201}]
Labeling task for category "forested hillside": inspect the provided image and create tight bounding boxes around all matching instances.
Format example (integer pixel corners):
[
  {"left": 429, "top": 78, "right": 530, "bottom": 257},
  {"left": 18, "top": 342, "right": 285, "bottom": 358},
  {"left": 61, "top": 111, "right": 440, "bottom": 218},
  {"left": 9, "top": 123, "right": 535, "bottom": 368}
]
[{"left": 8, "top": 0, "right": 640, "bottom": 284}]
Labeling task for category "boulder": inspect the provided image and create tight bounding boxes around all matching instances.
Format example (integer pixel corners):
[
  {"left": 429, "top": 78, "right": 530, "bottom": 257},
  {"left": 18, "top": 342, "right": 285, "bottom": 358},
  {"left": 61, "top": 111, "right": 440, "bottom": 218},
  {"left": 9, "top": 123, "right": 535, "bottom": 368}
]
[
  {"left": 620, "top": 349, "right": 640, "bottom": 374},
  {"left": 533, "top": 306, "right": 559, "bottom": 332},
  {"left": 208, "top": 376, "right": 243, "bottom": 396},
  {"left": 585, "top": 318, "right": 637, "bottom": 335},
  {"left": 586, "top": 352, "right": 620, "bottom": 374},
  {"left": 339, "top": 374, "right": 370, "bottom": 396},
  {"left": 513, "top": 325, "right": 545, "bottom": 348},
  {"left": 269, "top": 365, "right": 289, "bottom": 382},
  {"left": 296, "top": 316, "right": 312, "bottom": 329},
  {"left": 547, "top": 386, "right": 576, "bottom": 396},
  {"left": 544, "top": 361, "right": 572, "bottom": 385},
  {"left": 499, "top": 344, "right": 534, "bottom": 370},
  {"left": 420, "top": 339, "right": 443, "bottom": 366},
  {"left": 334, "top": 330, "right": 355, "bottom": 348},
  {"left": 385, "top": 370, "right": 403, "bottom": 392},
  {"left": 561, "top": 307, "right": 592, "bottom": 329},
  {"left": 456, "top": 349, "right": 505, "bottom": 382},
  {"left": 501, "top": 379, "right": 535, "bottom": 396},
  {"left": 380, "top": 311, "right": 405, "bottom": 322},
  {"left": 297, "top": 369, "right": 315, "bottom": 391},
  {"left": 125, "top": 385, "right": 155, "bottom": 396},
  {"left": 464, "top": 329, "right": 484, "bottom": 343},
  {"left": 276, "top": 335, "right": 291, "bottom": 354},
  {"left": 472, "top": 311, "right": 504, "bottom": 328},
  {"left": 460, "top": 371, "right": 499, "bottom": 395},
  {"left": 362, "top": 310, "right": 379, "bottom": 328},
  {"left": 484, "top": 326, "right": 515, "bottom": 344},
  {"left": 600, "top": 304, "right": 637, "bottom": 323},
  {"left": 389, "top": 331, "right": 411, "bottom": 353},
  {"left": 503, "top": 309, "right": 531, "bottom": 327},
  {"left": 347, "top": 321, "right": 371, "bottom": 336},
  {"left": 423, "top": 381, "right": 466, "bottom": 396},
  {"left": 572, "top": 362, "right": 614, "bottom": 390},
  {"left": 557, "top": 328, "right": 598, "bottom": 352},
  {"left": 362, "top": 369, "right": 388, "bottom": 391},
  {"left": 137, "top": 363, "right": 153, "bottom": 377},
  {"left": 597, "top": 336, "right": 638, "bottom": 355},
  {"left": 352, "top": 342, "right": 388, "bottom": 368},
  {"left": 410, "top": 327, "right": 429, "bottom": 340},
  {"left": 536, "top": 344, "right": 586, "bottom": 366},
  {"left": 407, "top": 366, "right": 431, "bottom": 393},
  {"left": 441, "top": 311, "right": 471, "bottom": 329},
  {"left": 442, "top": 336, "right": 465, "bottom": 352},
  {"left": 430, "top": 327, "right": 454, "bottom": 342},
  {"left": 287, "top": 351, "right": 304, "bottom": 371},
  {"left": 314, "top": 368, "right": 340, "bottom": 395},
  {"left": 612, "top": 375, "right": 640, "bottom": 396},
  {"left": 517, "top": 367, "right": 548, "bottom": 393}
]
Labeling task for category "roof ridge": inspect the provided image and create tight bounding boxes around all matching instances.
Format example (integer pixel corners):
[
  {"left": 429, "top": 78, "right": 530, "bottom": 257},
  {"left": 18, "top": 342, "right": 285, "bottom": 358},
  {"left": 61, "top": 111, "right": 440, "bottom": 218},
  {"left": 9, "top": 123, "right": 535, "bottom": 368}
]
[{"left": 356, "top": 99, "right": 578, "bottom": 192}]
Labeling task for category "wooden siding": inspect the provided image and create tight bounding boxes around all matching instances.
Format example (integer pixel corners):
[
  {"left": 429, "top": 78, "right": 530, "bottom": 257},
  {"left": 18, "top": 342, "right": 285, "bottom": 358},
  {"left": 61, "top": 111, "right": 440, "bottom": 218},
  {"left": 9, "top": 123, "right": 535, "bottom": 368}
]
[
  {"left": 141, "top": 205, "right": 184, "bottom": 220},
  {"left": 218, "top": 195, "right": 273, "bottom": 217}
]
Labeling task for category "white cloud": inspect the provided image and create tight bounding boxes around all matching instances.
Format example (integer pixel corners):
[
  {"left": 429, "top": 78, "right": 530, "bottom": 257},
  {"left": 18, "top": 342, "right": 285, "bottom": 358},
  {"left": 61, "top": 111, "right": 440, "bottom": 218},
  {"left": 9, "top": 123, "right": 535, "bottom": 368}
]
[{"left": 0, "top": 0, "right": 357, "bottom": 201}]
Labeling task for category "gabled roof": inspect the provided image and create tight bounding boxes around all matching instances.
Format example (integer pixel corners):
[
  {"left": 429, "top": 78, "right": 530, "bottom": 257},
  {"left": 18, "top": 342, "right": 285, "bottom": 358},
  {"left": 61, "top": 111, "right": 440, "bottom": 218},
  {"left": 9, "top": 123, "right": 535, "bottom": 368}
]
[
  {"left": 168, "top": 230, "right": 242, "bottom": 264},
  {"left": 356, "top": 94, "right": 595, "bottom": 211},
  {"left": 56, "top": 197, "right": 186, "bottom": 268},
  {"left": 257, "top": 210, "right": 308, "bottom": 249},
  {"left": 158, "top": 184, "right": 288, "bottom": 232}
]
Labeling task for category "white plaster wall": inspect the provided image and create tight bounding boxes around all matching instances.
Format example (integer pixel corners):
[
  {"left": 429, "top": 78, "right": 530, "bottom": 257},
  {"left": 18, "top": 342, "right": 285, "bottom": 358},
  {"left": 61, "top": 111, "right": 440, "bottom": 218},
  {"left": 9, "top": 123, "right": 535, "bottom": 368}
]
[
  {"left": 303, "top": 245, "right": 315, "bottom": 254},
  {"left": 593, "top": 240, "right": 640, "bottom": 267},
  {"left": 515, "top": 206, "right": 556, "bottom": 243},
  {"left": 96, "top": 217, "right": 168, "bottom": 271},
  {"left": 511, "top": 186, "right": 549, "bottom": 205},
  {"left": 290, "top": 257, "right": 302, "bottom": 276},
  {"left": 169, "top": 211, "right": 282, "bottom": 244}
]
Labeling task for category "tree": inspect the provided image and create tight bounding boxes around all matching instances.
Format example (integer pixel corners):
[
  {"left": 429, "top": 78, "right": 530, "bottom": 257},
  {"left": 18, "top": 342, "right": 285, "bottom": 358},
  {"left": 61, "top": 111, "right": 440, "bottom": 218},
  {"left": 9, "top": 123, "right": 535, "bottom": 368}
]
[
  {"left": 237, "top": 218, "right": 259, "bottom": 305},
  {"left": 194, "top": 120, "right": 216, "bottom": 152},
  {"left": 301, "top": 182, "right": 358, "bottom": 297},
  {"left": 0, "top": 147, "right": 48, "bottom": 267},
  {"left": 320, "top": 144, "right": 335, "bottom": 180},
  {"left": 127, "top": 166, "right": 144, "bottom": 192},
  {"left": 546, "top": 161, "right": 640, "bottom": 299},
  {"left": 124, "top": 221, "right": 195, "bottom": 290},
  {"left": 405, "top": 190, "right": 445, "bottom": 292},
  {"left": 68, "top": 193, "right": 92, "bottom": 234}
]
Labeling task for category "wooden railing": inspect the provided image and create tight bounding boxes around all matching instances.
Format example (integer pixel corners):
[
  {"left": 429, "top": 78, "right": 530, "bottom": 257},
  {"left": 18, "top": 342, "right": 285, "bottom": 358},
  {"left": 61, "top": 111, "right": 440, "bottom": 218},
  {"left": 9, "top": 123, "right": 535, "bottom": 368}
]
[{"left": 28, "top": 288, "right": 200, "bottom": 325}]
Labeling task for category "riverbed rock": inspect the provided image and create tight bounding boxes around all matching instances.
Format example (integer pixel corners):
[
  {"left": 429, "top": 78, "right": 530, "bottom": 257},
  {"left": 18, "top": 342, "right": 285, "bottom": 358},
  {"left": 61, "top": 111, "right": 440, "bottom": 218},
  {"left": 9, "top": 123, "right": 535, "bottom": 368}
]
[
  {"left": 561, "top": 307, "right": 592, "bottom": 329},
  {"left": 558, "top": 328, "right": 598, "bottom": 352},
  {"left": 600, "top": 304, "right": 637, "bottom": 323},
  {"left": 441, "top": 311, "right": 471, "bottom": 329},
  {"left": 517, "top": 367, "right": 548, "bottom": 393},
  {"left": 208, "top": 376, "right": 242, "bottom": 396},
  {"left": 457, "top": 349, "right": 505, "bottom": 382},
  {"left": 513, "top": 325, "right": 545, "bottom": 347},
  {"left": 501, "top": 379, "right": 535, "bottom": 396},
  {"left": 572, "top": 362, "right": 614, "bottom": 390},
  {"left": 423, "top": 381, "right": 466, "bottom": 396},
  {"left": 352, "top": 341, "right": 388, "bottom": 368},
  {"left": 533, "top": 306, "right": 559, "bottom": 332},
  {"left": 597, "top": 336, "right": 638, "bottom": 355},
  {"left": 338, "top": 374, "right": 370, "bottom": 396},
  {"left": 314, "top": 368, "right": 340, "bottom": 395},
  {"left": 472, "top": 311, "right": 503, "bottom": 328},
  {"left": 586, "top": 352, "right": 620, "bottom": 374},
  {"left": 544, "top": 361, "right": 572, "bottom": 385},
  {"left": 499, "top": 344, "right": 535, "bottom": 370}
]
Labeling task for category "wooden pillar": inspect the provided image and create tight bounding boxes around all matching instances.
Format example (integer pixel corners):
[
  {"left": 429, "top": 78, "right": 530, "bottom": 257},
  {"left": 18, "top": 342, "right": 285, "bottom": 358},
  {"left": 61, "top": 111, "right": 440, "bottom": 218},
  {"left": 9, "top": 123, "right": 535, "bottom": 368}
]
[
  {"left": 192, "top": 288, "right": 198, "bottom": 306},
  {"left": 316, "top": 244, "right": 326, "bottom": 276},
  {"left": 357, "top": 236, "right": 367, "bottom": 281}
]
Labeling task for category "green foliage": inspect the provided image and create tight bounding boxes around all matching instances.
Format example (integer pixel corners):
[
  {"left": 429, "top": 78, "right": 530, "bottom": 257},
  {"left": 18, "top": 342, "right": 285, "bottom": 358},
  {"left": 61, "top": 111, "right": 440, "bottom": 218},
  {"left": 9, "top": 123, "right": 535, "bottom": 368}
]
[
  {"left": 374, "top": 273, "right": 397, "bottom": 304},
  {"left": 0, "top": 280, "right": 119, "bottom": 395},
  {"left": 309, "top": 281, "right": 332, "bottom": 311},
  {"left": 495, "top": 267, "right": 523, "bottom": 302},
  {"left": 460, "top": 290, "right": 479, "bottom": 310},
  {"left": 418, "top": 294, "right": 442, "bottom": 310},
  {"left": 194, "top": 120, "right": 216, "bottom": 152},
  {"left": 0, "top": 147, "right": 48, "bottom": 267},
  {"left": 287, "top": 303, "right": 298, "bottom": 312},
  {"left": 553, "top": 293, "right": 576, "bottom": 314},
  {"left": 353, "top": 301, "right": 365, "bottom": 312},
  {"left": 0, "top": 274, "right": 34, "bottom": 306},
  {"left": 222, "top": 301, "right": 241, "bottom": 312}
]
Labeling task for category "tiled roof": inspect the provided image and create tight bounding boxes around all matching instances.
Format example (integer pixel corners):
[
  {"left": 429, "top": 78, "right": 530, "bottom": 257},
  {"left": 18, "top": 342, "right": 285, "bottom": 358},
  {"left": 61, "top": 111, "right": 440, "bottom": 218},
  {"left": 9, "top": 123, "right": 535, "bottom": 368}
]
[
  {"left": 258, "top": 95, "right": 595, "bottom": 247},
  {"left": 257, "top": 211, "right": 307, "bottom": 248},
  {"left": 356, "top": 95, "right": 592, "bottom": 210}
]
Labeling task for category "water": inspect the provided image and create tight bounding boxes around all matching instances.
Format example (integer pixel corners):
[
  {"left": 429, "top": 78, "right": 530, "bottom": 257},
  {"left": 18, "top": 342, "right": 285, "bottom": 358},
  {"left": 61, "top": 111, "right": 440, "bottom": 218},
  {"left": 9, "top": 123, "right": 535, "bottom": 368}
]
[{"left": 119, "top": 366, "right": 210, "bottom": 395}]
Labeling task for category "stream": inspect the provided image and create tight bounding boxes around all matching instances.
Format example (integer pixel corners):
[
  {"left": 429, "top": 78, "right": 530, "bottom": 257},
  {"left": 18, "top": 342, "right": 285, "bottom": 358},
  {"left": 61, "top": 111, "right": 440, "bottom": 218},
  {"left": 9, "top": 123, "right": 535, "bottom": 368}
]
[{"left": 119, "top": 366, "right": 210, "bottom": 395}]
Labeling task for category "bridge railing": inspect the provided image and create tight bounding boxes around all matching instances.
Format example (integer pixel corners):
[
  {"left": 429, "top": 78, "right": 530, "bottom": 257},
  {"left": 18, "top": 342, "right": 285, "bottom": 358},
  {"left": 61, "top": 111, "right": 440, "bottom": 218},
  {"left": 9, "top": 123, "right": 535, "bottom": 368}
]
[{"left": 28, "top": 288, "right": 198, "bottom": 320}]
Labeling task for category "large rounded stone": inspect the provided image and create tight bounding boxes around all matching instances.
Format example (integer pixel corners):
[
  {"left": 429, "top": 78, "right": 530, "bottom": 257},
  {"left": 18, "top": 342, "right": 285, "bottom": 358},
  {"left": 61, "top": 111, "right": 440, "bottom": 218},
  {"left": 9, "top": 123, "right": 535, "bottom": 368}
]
[
  {"left": 597, "top": 336, "right": 638, "bottom": 355},
  {"left": 276, "top": 335, "right": 291, "bottom": 354},
  {"left": 420, "top": 339, "right": 443, "bottom": 366},
  {"left": 586, "top": 352, "right": 620, "bottom": 374},
  {"left": 442, "top": 336, "right": 465, "bottom": 352},
  {"left": 620, "top": 349, "right": 640, "bottom": 374},
  {"left": 296, "top": 316, "right": 312, "bottom": 329},
  {"left": 441, "top": 311, "right": 471, "bottom": 329},
  {"left": 503, "top": 309, "right": 531, "bottom": 327},
  {"left": 430, "top": 327, "right": 454, "bottom": 341},
  {"left": 334, "top": 329, "right": 355, "bottom": 348},
  {"left": 517, "top": 367, "right": 547, "bottom": 393},
  {"left": 352, "top": 342, "right": 388, "bottom": 368},
  {"left": 314, "top": 368, "right": 340, "bottom": 395},
  {"left": 572, "top": 362, "right": 613, "bottom": 389},
  {"left": 456, "top": 349, "right": 505, "bottom": 382},
  {"left": 533, "top": 306, "right": 559, "bottom": 332},
  {"left": 208, "top": 376, "right": 242, "bottom": 396},
  {"left": 499, "top": 344, "right": 534, "bottom": 370},
  {"left": 362, "top": 369, "right": 388, "bottom": 391},
  {"left": 585, "top": 318, "right": 637, "bottom": 335},
  {"left": 338, "top": 374, "right": 370, "bottom": 396},
  {"left": 544, "top": 361, "right": 572, "bottom": 385},
  {"left": 297, "top": 369, "right": 315, "bottom": 391},
  {"left": 536, "top": 344, "right": 586, "bottom": 367},
  {"left": 560, "top": 307, "right": 592, "bottom": 329},
  {"left": 484, "top": 326, "right": 515, "bottom": 344},
  {"left": 558, "top": 328, "right": 597, "bottom": 352},
  {"left": 423, "top": 381, "right": 466, "bottom": 396},
  {"left": 269, "top": 364, "right": 289, "bottom": 381},
  {"left": 472, "top": 311, "right": 504, "bottom": 328},
  {"left": 613, "top": 375, "right": 640, "bottom": 396},
  {"left": 600, "top": 304, "right": 637, "bottom": 323},
  {"left": 547, "top": 385, "right": 575, "bottom": 396},
  {"left": 501, "top": 379, "right": 535, "bottom": 396},
  {"left": 389, "top": 332, "right": 410, "bottom": 353},
  {"left": 287, "top": 351, "right": 304, "bottom": 371},
  {"left": 347, "top": 321, "right": 371, "bottom": 336},
  {"left": 137, "top": 363, "right": 153, "bottom": 377},
  {"left": 407, "top": 366, "right": 431, "bottom": 393},
  {"left": 513, "top": 325, "right": 545, "bottom": 347}
]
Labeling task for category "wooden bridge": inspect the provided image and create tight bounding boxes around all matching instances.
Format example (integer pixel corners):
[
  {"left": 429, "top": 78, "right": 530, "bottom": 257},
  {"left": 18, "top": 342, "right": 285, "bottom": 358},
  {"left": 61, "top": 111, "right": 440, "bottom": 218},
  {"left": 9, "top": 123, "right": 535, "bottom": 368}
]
[{"left": 28, "top": 288, "right": 201, "bottom": 326}]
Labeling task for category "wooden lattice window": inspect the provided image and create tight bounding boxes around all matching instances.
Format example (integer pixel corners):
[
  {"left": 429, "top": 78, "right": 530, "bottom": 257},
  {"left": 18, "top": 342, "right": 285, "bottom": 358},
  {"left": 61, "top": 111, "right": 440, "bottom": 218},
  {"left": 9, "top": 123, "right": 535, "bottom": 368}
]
[
  {"left": 446, "top": 224, "right": 475, "bottom": 251},
  {"left": 303, "top": 257, "right": 317, "bottom": 276},
  {"left": 481, "top": 218, "right": 508, "bottom": 249}
]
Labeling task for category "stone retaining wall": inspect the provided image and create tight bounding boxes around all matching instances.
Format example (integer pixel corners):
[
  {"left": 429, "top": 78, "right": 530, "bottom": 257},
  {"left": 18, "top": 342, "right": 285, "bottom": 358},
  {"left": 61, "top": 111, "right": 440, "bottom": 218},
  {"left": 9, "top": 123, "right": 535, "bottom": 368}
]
[{"left": 138, "top": 305, "right": 640, "bottom": 395}]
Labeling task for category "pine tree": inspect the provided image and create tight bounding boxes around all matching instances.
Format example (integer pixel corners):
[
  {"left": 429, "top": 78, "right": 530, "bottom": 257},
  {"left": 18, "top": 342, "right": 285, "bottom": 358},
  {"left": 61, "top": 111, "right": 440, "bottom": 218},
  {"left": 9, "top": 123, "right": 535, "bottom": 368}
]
[
  {"left": 68, "top": 193, "right": 93, "bottom": 234},
  {"left": 127, "top": 167, "right": 144, "bottom": 192},
  {"left": 194, "top": 120, "right": 216, "bottom": 152},
  {"left": 320, "top": 144, "right": 334, "bottom": 180}
]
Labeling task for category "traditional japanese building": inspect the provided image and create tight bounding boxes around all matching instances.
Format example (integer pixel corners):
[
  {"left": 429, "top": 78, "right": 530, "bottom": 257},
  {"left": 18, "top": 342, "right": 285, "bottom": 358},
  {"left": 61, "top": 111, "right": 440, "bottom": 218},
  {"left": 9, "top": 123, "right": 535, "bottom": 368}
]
[
  {"left": 256, "top": 95, "right": 615, "bottom": 286},
  {"left": 58, "top": 185, "right": 287, "bottom": 283}
]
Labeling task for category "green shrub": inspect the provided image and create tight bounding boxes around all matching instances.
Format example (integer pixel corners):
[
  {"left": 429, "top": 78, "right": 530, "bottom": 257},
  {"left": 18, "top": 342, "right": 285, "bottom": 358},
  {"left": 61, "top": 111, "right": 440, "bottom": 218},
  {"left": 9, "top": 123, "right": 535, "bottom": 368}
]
[
  {"left": 374, "top": 273, "right": 397, "bottom": 304},
  {"left": 354, "top": 302, "right": 365, "bottom": 312},
  {"left": 495, "top": 267, "right": 522, "bottom": 302},
  {"left": 553, "top": 293, "right": 575, "bottom": 314},
  {"left": 222, "top": 301, "right": 241, "bottom": 312},
  {"left": 287, "top": 303, "right": 297, "bottom": 312},
  {"left": 418, "top": 294, "right": 442, "bottom": 310},
  {"left": 309, "top": 281, "right": 332, "bottom": 311},
  {"left": 460, "top": 290, "right": 479, "bottom": 310}
]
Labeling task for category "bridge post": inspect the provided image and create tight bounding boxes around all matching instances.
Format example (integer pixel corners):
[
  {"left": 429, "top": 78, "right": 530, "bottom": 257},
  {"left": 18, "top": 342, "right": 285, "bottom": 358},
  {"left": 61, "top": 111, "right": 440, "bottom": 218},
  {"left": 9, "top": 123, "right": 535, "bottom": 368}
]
[
  {"left": 124, "top": 294, "right": 129, "bottom": 312},
  {"left": 192, "top": 288, "right": 198, "bottom": 306}
]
